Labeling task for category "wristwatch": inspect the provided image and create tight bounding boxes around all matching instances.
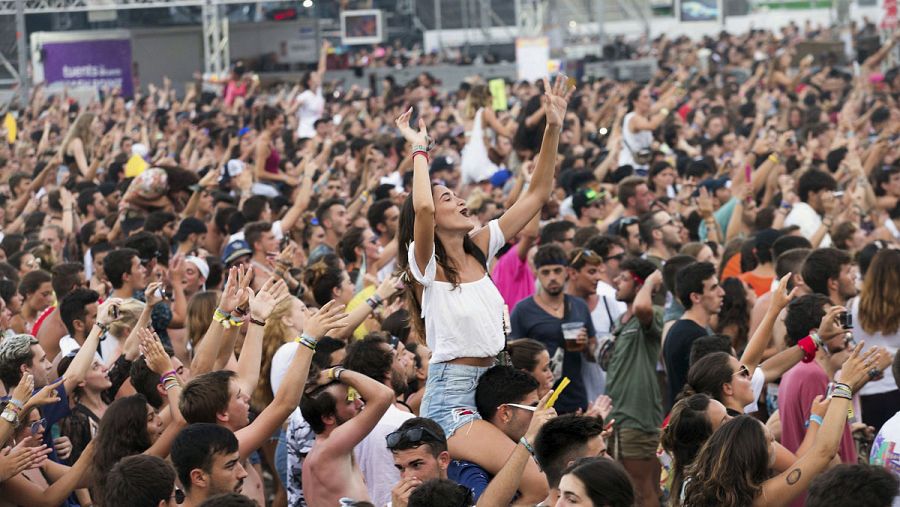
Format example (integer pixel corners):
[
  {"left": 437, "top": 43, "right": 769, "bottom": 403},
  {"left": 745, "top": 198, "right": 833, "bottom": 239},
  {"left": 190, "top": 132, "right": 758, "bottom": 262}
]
[{"left": 1, "top": 408, "right": 17, "bottom": 425}]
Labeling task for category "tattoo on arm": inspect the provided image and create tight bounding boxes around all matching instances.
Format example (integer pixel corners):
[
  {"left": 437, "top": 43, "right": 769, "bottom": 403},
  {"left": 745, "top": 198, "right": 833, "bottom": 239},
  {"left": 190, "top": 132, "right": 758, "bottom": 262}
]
[{"left": 786, "top": 468, "right": 802, "bottom": 485}]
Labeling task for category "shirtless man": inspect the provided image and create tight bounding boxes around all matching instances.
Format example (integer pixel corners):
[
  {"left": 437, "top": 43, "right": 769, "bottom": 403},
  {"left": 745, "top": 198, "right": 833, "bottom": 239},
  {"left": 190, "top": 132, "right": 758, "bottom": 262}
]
[{"left": 300, "top": 365, "right": 394, "bottom": 507}]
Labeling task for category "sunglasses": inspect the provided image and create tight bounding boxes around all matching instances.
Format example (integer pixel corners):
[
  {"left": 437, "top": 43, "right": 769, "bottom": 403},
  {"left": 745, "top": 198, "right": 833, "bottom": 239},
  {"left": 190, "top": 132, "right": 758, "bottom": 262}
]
[
  {"left": 29, "top": 418, "right": 46, "bottom": 434},
  {"left": 141, "top": 251, "right": 161, "bottom": 266},
  {"left": 605, "top": 253, "right": 625, "bottom": 263},
  {"left": 732, "top": 365, "right": 750, "bottom": 379},
  {"left": 386, "top": 426, "right": 445, "bottom": 449},
  {"left": 503, "top": 402, "right": 539, "bottom": 412}
]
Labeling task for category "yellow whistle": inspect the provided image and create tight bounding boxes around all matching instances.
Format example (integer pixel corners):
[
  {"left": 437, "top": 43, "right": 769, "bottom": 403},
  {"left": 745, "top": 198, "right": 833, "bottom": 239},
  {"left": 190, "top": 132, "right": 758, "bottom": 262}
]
[{"left": 545, "top": 377, "right": 571, "bottom": 409}]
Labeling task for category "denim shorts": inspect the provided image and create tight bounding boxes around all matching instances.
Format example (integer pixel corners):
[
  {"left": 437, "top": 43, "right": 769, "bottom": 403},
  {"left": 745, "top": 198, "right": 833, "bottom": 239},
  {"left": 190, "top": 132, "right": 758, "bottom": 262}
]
[{"left": 421, "top": 362, "right": 492, "bottom": 438}]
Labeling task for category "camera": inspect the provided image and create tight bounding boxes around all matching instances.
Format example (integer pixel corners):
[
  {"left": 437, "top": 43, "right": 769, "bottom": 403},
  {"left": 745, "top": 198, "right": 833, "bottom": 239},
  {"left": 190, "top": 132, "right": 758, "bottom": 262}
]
[{"left": 837, "top": 311, "right": 853, "bottom": 329}]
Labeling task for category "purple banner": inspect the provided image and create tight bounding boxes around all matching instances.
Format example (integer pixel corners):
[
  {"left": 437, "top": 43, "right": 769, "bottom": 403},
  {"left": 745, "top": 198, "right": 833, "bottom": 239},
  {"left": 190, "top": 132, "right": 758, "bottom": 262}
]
[{"left": 41, "top": 38, "right": 133, "bottom": 97}]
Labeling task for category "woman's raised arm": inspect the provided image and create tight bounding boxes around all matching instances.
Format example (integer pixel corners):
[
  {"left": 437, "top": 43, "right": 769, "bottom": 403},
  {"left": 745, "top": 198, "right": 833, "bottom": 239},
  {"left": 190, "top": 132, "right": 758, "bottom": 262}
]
[
  {"left": 396, "top": 108, "right": 435, "bottom": 275},
  {"left": 498, "top": 75, "right": 572, "bottom": 241}
]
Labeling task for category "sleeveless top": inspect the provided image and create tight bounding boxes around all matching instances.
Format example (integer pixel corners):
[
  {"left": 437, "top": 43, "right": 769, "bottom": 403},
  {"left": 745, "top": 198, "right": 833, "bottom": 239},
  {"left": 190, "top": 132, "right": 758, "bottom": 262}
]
[
  {"left": 265, "top": 142, "right": 281, "bottom": 174},
  {"left": 460, "top": 108, "right": 499, "bottom": 185},
  {"left": 408, "top": 220, "right": 507, "bottom": 363},
  {"left": 618, "top": 111, "right": 654, "bottom": 172}
]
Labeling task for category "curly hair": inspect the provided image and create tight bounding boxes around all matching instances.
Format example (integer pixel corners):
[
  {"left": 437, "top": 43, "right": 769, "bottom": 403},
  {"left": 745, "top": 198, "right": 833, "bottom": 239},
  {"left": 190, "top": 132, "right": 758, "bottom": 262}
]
[{"left": 91, "top": 394, "right": 155, "bottom": 497}]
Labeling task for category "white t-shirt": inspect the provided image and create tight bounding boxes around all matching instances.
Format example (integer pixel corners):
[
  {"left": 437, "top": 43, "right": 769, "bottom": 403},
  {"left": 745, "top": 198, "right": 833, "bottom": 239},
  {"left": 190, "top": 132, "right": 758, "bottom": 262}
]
[
  {"left": 59, "top": 334, "right": 108, "bottom": 363},
  {"left": 270, "top": 341, "right": 297, "bottom": 396},
  {"left": 784, "top": 201, "right": 832, "bottom": 247},
  {"left": 229, "top": 220, "right": 285, "bottom": 244},
  {"left": 354, "top": 404, "right": 415, "bottom": 507},
  {"left": 849, "top": 297, "right": 900, "bottom": 396},
  {"left": 618, "top": 112, "right": 654, "bottom": 172},
  {"left": 295, "top": 87, "right": 325, "bottom": 139},
  {"left": 871, "top": 411, "right": 900, "bottom": 507},
  {"left": 744, "top": 366, "right": 766, "bottom": 414}
]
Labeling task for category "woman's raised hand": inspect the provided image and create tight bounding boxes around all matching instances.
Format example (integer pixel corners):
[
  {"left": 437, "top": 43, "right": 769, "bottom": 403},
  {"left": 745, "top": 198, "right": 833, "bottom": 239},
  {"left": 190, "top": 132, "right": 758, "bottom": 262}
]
[
  {"left": 395, "top": 108, "right": 429, "bottom": 149},
  {"left": 542, "top": 74, "right": 575, "bottom": 128}
]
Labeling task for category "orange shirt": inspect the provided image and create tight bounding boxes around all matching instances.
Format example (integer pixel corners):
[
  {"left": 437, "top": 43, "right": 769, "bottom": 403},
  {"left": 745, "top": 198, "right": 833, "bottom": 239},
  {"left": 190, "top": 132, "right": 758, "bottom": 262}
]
[{"left": 738, "top": 271, "right": 774, "bottom": 297}]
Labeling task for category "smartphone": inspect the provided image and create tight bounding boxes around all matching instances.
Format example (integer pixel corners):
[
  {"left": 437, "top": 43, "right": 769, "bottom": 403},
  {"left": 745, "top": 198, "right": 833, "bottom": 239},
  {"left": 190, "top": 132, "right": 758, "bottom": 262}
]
[
  {"left": 838, "top": 311, "right": 853, "bottom": 329},
  {"left": 111, "top": 305, "right": 120, "bottom": 320}
]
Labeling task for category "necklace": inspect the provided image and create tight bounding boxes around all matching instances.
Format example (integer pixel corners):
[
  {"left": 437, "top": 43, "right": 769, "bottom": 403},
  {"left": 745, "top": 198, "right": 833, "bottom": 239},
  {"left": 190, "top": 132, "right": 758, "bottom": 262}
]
[{"left": 538, "top": 292, "right": 564, "bottom": 314}]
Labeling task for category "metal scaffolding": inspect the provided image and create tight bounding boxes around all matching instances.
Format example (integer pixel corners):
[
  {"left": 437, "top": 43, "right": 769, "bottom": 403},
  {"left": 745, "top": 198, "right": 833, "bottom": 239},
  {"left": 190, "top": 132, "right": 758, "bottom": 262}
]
[{"left": 0, "top": 0, "right": 267, "bottom": 102}]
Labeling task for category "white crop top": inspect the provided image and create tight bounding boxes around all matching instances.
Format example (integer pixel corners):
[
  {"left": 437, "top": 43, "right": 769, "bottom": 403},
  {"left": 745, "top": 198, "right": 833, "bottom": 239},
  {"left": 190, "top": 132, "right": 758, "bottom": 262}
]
[{"left": 408, "top": 219, "right": 507, "bottom": 364}]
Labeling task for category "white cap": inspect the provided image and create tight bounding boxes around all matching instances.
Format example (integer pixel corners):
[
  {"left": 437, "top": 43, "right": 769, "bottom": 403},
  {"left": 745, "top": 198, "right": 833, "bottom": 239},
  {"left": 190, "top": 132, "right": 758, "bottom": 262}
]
[
  {"left": 185, "top": 256, "right": 209, "bottom": 280},
  {"left": 226, "top": 159, "right": 245, "bottom": 177}
]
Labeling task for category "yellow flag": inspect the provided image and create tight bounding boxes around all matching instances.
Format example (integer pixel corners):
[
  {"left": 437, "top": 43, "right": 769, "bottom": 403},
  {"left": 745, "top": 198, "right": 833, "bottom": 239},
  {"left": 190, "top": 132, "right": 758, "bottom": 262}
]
[
  {"left": 125, "top": 154, "right": 148, "bottom": 178},
  {"left": 4, "top": 113, "right": 16, "bottom": 144},
  {"left": 489, "top": 78, "right": 508, "bottom": 111}
]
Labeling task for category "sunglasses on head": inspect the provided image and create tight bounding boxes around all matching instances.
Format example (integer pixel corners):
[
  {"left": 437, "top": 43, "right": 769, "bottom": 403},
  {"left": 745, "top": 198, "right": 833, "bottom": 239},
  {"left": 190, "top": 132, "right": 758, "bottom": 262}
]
[
  {"left": 385, "top": 426, "right": 444, "bottom": 449},
  {"left": 732, "top": 364, "right": 750, "bottom": 379},
  {"left": 570, "top": 248, "right": 602, "bottom": 266},
  {"left": 616, "top": 217, "right": 639, "bottom": 235}
]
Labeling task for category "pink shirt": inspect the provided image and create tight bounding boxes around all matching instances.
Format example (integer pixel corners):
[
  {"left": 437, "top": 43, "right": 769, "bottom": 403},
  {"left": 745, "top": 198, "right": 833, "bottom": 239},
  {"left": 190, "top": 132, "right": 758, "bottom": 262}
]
[
  {"left": 491, "top": 243, "right": 534, "bottom": 309},
  {"left": 778, "top": 360, "right": 856, "bottom": 506}
]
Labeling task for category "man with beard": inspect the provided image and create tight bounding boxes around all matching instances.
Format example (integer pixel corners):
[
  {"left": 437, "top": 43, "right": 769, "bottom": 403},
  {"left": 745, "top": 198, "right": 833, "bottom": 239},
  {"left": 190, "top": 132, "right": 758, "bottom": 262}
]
[
  {"left": 510, "top": 244, "right": 597, "bottom": 413},
  {"left": 342, "top": 334, "right": 415, "bottom": 507},
  {"left": 661, "top": 261, "right": 725, "bottom": 408},
  {"left": 171, "top": 423, "right": 249, "bottom": 506},
  {"left": 639, "top": 210, "right": 683, "bottom": 269}
]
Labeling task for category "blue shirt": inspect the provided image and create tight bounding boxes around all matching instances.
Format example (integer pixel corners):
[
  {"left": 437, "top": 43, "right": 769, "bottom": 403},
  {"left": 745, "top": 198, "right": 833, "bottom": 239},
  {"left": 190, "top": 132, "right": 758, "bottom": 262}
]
[
  {"left": 510, "top": 294, "right": 597, "bottom": 413},
  {"left": 447, "top": 460, "right": 490, "bottom": 501}
]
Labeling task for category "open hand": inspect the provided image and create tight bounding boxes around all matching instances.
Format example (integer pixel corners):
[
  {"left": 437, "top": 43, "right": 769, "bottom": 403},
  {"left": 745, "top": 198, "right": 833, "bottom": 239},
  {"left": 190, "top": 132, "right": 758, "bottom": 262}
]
[
  {"left": 395, "top": 108, "right": 429, "bottom": 148},
  {"left": 524, "top": 390, "right": 558, "bottom": 443},
  {"left": 542, "top": 74, "right": 575, "bottom": 127},
  {"left": 138, "top": 327, "right": 174, "bottom": 376},
  {"left": 249, "top": 277, "right": 290, "bottom": 322},
  {"left": 303, "top": 300, "right": 349, "bottom": 339}
]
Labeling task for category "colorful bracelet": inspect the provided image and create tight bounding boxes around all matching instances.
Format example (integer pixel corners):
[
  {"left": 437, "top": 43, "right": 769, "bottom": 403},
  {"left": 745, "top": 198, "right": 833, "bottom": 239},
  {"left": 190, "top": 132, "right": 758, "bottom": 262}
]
[
  {"left": 327, "top": 366, "right": 345, "bottom": 381},
  {"left": 213, "top": 308, "right": 232, "bottom": 329},
  {"left": 519, "top": 436, "right": 535, "bottom": 455},
  {"left": 159, "top": 370, "right": 177, "bottom": 383},
  {"left": 412, "top": 150, "right": 430, "bottom": 163},
  {"left": 229, "top": 314, "right": 245, "bottom": 327},
  {"left": 295, "top": 333, "right": 317, "bottom": 351},
  {"left": 831, "top": 384, "right": 853, "bottom": 400},
  {"left": 7, "top": 398, "right": 24, "bottom": 410},
  {"left": 808, "top": 414, "right": 824, "bottom": 427}
]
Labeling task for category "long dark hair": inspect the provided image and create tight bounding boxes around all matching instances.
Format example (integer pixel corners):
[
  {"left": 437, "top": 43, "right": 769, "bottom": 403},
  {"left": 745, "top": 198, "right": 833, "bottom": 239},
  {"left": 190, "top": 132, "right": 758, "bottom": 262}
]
[
  {"left": 681, "top": 416, "right": 770, "bottom": 507},
  {"left": 91, "top": 394, "right": 155, "bottom": 497},
  {"left": 660, "top": 393, "right": 715, "bottom": 503},
  {"left": 397, "top": 187, "right": 487, "bottom": 341},
  {"left": 716, "top": 278, "right": 751, "bottom": 353},
  {"left": 682, "top": 352, "right": 733, "bottom": 403},
  {"left": 562, "top": 457, "right": 635, "bottom": 507}
]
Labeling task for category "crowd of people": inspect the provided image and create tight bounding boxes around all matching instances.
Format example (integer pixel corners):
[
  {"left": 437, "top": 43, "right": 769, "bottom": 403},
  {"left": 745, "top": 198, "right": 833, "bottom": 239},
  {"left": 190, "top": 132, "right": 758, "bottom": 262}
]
[{"left": 0, "top": 15, "right": 898, "bottom": 507}]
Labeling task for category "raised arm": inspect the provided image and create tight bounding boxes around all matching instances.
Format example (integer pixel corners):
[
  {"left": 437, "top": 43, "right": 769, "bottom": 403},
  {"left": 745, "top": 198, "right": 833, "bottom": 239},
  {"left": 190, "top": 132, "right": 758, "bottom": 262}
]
[
  {"left": 236, "top": 300, "right": 349, "bottom": 458},
  {"left": 395, "top": 108, "right": 434, "bottom": 275},
  {"left": 63, "top": 299, "right": 118, "bottom": 395},
  {"left": 741, "top": 274, "right": 796, "bottom": 377},
  {"left": 498, "top": 75, "right": 572, "bottom": 242},
  {"left": 757, "top": 341, "right": 884, "bottom": 507},
  {"left": 139, "top": 328, "right": 186, "bottom": 458},
  {"left": 190, "top": 265, "right": 251, "bottom": 375},
  {"left": 634, "top": 270, "right": 662, "bottom": 329},
  {"left": 319, "top": 367, "right": 394, "bottom": 456},
  {"left": 234, "top": 277, "right": 290, "bottom": 395}
]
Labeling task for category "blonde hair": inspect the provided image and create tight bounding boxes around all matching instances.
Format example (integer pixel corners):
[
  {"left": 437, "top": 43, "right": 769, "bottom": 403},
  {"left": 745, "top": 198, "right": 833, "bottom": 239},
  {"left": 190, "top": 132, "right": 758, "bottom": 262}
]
[
  {"left": 464, "top": 84, "right": 491, "bottom": 120},
  {"left": 61, "top": 112, "right": 95, "bottom": 161},
  {"left": 187, "top": 291, "right": 220, "bottom": 349},
  {"left": 252, "top": 297, "right": 296, "bottom": 410},
  {"left": 107, "top": 300, "right": 145, "bottom": 340}
]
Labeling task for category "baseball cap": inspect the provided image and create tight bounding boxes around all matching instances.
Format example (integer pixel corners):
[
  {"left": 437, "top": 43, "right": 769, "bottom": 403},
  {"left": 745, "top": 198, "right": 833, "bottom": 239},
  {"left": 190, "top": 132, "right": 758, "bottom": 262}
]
[
  {"left": 573, "top": 187, "right": 607, "bottom": 216},
  {"left": 222, "top": 240, "right": 252, "bottom": 266}
]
